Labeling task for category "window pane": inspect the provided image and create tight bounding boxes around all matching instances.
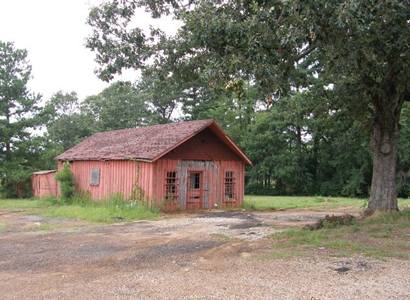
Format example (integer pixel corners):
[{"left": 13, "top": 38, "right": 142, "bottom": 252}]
[
  {"left": 224, "top": 171, "right": 234, "bottom": 200},
  {"left": 190, "top": 173, "right": 200, "bottom": 189},
  {"left": 165, "top": 171, "right": 177, "bottom": 201},
  {"left": 90, "top": 168, "right": 100, "bottom": 186}
]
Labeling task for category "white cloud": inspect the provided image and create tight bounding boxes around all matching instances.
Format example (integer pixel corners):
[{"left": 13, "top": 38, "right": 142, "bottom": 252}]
[{"left": 0, "top": 0, "right": 180, "bottom": 101}]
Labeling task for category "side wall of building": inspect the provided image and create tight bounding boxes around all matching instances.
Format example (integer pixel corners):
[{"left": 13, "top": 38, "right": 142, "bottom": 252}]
[
  {"left": 32, "top": 172, "right": 58, "bottom": 198},
  {"left": 58, "top": 160, "right": 154, "bottom": 202}
]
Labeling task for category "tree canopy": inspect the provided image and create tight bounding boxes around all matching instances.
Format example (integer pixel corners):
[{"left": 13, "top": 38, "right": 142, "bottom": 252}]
[
  {"left": 1, "top": 1, "right": 409, "bottom": 209},
  {"left": 86, "top": 0, "right": 410, "bottom": 212},
  {"left": 0, "top": 41, "right": 42, "bottom": 197}
]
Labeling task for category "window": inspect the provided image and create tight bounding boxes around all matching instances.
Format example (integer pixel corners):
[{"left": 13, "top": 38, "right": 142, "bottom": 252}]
[
  {"left": 165, "top": 171, "right": 178, "bottom": 201},
  {"left": 224, "top": 171, "right": 235, "bottom": 200},
  {"left": 190, "top": 172, "right": 201, "bottom": 189},
  {"left": 90, "top": 168, "right": 100, "bottom": 186}
]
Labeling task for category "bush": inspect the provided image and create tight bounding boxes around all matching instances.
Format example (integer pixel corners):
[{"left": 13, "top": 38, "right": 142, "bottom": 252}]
[{"left": 55, "top": 162, "right": 74, "bottom": 201}]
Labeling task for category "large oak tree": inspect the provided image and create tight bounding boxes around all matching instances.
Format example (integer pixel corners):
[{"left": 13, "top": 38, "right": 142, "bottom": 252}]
[{"left": 87, "top": 0, "right": 410, "bottom": 214}]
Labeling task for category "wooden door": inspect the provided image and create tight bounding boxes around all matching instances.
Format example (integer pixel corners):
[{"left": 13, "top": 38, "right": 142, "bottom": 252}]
[{"left": 186, "top": 171, "right": 203, "bottom": 209}]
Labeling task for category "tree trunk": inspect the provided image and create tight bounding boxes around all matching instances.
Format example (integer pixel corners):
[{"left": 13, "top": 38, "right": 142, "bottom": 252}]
[
  {"left": 5, "top": 110, "right": 11, "bottom": 155},
  {"left": 366, "top": 110, "right": 400, "bottom": 214}
]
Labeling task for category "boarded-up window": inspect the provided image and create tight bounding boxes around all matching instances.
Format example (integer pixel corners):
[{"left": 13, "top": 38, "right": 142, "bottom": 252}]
[
  {"left": 165, "top": 171, "right": 177, "bottom": 201},
  {"left": 224, "top": 171, "right": 235, "bottom": 200},
  {"left": 90, "top": 168, "right": 100, "bottom": 186}
]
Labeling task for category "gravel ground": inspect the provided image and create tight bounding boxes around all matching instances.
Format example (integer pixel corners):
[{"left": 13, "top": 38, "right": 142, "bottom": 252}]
[{"left": 0, "top": 208, "right": 408, "bottom": 299}]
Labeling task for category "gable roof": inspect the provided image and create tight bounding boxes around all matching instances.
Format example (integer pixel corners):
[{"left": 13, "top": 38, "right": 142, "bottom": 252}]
[{"left": 56, "top": 119, "right": 252, "bottom": 165}]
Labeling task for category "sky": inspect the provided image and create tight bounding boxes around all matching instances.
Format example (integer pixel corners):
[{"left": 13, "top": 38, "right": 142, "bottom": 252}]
[{"left": 0, "top": 0, "right": 179, "bottom": 101}]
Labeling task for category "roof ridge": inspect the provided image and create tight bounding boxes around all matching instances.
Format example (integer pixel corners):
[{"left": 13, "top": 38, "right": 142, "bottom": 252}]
[{"left": 90, "top": 119, "right": 214, "bottom": 137}]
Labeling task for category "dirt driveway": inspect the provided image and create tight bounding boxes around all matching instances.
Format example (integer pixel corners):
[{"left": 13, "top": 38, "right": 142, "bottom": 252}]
[{"left": 0, "top": 208, "right": 409, "bottom": 299}]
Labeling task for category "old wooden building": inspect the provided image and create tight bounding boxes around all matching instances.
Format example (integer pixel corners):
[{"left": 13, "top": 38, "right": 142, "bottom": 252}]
[
  {"left": 35, "top": 119, "right": 251, "bottom": 210},
  {"left": 31, "top": 170, "right": 58, "bottom": 198}
]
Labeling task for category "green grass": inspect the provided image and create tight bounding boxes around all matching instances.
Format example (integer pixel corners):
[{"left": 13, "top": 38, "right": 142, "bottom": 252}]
[
  {"left": 244, "top": 195, "right": 410, "bottom": 211},
  {"left": 43, "top": 203, "right": 158, "bottom": 223},
  {"left": 270, "top": 210, "right": 410, "bottom": 259},
  {"left": 0, "top": 198, "right": 50, "bottom": 209},
  {"left": 0, "top": 196, "right": 159, "bottom": 223}
]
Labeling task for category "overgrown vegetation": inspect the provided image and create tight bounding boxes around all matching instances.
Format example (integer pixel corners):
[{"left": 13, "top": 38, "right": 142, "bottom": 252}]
[
  {"left": 2, "top": 1, "right": 410, "bottom": 206},
  {"left": 54, "top": 162, "right": 74, "bottom": 200},
  {"left": 270, "top": 210, "right": 410, "bottom": 259},
  {"left": 0, "top": 194, "right": 158, "bottom": 223},
  {"left": 243, "top": 196, "right": 364, "bottom": 210},
  {"left": 243, "top": 196, "right": 410, "bottom": 211}
]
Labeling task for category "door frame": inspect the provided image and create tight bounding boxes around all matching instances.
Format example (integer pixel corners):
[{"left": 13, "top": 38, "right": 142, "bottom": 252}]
[{"left": 186, "top": 170, "right": 203, "bottom": 209}]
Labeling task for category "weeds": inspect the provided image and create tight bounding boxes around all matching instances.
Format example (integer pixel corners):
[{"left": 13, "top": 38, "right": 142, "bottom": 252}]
[
  {"left": 243, "top": 196, "right": 368, "bottom": 210},
  {"left": 43, "top": 193, "right": 159, "bottom": 223},
  {"left": 0, "top": 194, "right": 159, "bottom": 223},
  {"left": 271, "top": 209, "right": 410, "bottom": 259},
  {"left": 243, "top": 196, "right": 410, "bottom": 211}
]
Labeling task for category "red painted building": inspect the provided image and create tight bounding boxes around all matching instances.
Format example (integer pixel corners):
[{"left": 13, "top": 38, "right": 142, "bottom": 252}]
[{"left": 34, "top": 119, "right": 251, "bottom": 210}]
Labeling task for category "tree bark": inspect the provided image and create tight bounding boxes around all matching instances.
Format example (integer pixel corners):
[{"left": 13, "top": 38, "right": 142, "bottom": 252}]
[{"left": 366, "top": 100, "right": 401, "bottom": 214}]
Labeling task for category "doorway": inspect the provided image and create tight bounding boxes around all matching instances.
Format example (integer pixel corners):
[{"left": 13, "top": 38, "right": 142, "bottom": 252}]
[{"left": 186, "top": 171, "right": 203, "bottom": 209}]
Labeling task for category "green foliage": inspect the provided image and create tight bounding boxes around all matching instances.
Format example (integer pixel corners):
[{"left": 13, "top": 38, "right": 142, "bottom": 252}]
[
  {"left": 271, "top": 209, "right": 410, "bottom": 259},
  {"left": 243, "top": 196, "right": 410, "bottom": 211},
  {"left": 397, "top": 103, "right": 410, "bottom": 198},
  {"left": 243, "top": 196, "right": 367, "bottom": 211},
  {"left": 0, "top": 41, "right": 42, "bottom": 197},
  {"left": 55, "top": 163, "right": 74, "bottom": 200},
  {"left": 2, "top": 0, "right": 410, "bottom": 203},
  {"left": 43, "top": 91, "right": 95, "bottom": 151},
  {"left": 86, "top": 0, "right": 410, "bottom": 209},
  {"left": 83, "top": 81, "right": 152, "bottom": 130},
  {"left": 0, "top": 195, "right": 158, "bottom": 223}
]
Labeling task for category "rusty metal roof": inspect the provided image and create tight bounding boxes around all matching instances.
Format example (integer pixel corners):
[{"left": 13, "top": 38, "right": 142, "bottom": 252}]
[
  {"left": 56, "top": 119, "right": 251, "bottom": 164},
  {"left": 56, "top": 119, "right": 212, "bottom": 161}
]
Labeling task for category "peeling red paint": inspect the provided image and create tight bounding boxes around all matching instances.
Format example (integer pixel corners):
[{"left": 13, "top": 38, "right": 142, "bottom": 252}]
[{"left": 36, "top": 120, "right": 249, "bottom": 210}]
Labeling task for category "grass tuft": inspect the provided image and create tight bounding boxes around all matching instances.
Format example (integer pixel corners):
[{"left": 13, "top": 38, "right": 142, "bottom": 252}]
[
  {"left": 0, "top": 222, "right": 5, "bottom": 232},
  {"left": 271, "top": 209, "right": 410, "bottom": 259},
  {"left": 0, "top": 195, "right": 159, "bottom": 223},
  {"left": 243, "top": 196, "right": 410, "bottom": 211}
]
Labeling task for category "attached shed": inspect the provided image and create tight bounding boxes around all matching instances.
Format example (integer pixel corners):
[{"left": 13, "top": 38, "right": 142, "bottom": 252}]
[
  {"left": 32, "top": 170, "right": 58, "bottom": 198},
  {"left": 55, "top": 119, "right": 251, "bottom": 210}
]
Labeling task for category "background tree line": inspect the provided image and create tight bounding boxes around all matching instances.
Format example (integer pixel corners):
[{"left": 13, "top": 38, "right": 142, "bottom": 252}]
[{"left": 1, "top": 0, "right": 409, "bottom": 207}]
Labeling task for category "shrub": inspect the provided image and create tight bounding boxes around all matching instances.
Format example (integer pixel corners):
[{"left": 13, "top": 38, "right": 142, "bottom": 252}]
[{"left": 55, "top": 162, "right": 74, "bottom": 201}]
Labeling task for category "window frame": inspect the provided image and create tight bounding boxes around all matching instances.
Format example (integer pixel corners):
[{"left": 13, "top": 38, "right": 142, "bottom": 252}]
[
  {"left": 190, "top": 172, "right": 201, "bottom": 190},
  {"left": 224, "top": 170, "right": 235, "bottom": 201},
  {"left": 90, "top": 168, "right": 100, "bottom": 186},
  {"left": 165, "top": 171, "right": 178, "bottom": 201}
]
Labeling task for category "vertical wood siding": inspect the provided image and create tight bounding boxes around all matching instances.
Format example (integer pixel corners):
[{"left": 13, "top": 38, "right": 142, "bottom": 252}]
[
  {"left": 154, "top": 159, "right": 244, "bottom": 209},
  {"left": 31, "top": 173, "right": 58, "bottom": 198},
  {"left": 163, "top": 128, "right": 241, "bottom": 161},
  {"left": 53, "top": 126, "right": 247, "bottom": 209},
  {"left": 59, "top": 160, "right": 153, "bottom": 201}
]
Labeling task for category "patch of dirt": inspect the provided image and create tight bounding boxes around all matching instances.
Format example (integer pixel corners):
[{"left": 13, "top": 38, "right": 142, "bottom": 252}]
[
  {"left": 305, "top": 214, "right": 356, "bottom": 230},
  {"left": 0, "top": 210, "right": 89, "bottom": 234},
  {"left": 0, "top": 207, "right": 408, "bottom": 299}
]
